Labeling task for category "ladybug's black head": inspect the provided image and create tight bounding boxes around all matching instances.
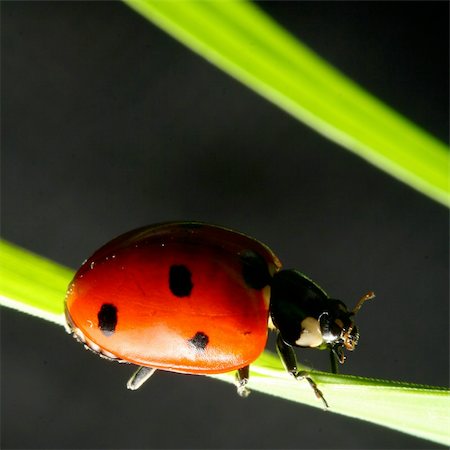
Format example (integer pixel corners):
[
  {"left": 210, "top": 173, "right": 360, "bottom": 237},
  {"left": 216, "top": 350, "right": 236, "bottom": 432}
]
[
  {"left": 319, "top": 292, "right": 375, "bottom": 363},
  {"left": 270, "top": 270, "right": 374, "bottom": 363}
]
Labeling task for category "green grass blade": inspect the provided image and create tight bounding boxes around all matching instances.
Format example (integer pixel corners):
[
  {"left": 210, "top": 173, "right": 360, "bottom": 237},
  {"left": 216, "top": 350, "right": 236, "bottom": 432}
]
[
  {"left": 214, "top": 352, "right": 450, "bottom": 446},
  {"left": 0, "top": 240, "right": 70, "bottom": 326},
  {"left": 124, "top": 0, "right": 449, "bottom": 206},
  {"left": 0, "top": 240, "right": 449, "bottom": 445}
]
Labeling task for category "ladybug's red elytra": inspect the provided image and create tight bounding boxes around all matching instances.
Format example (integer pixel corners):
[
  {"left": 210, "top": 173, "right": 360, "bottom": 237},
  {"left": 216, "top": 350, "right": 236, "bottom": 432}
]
[{"left": 65, "top": 222, "right": 373, "bottom": 407}]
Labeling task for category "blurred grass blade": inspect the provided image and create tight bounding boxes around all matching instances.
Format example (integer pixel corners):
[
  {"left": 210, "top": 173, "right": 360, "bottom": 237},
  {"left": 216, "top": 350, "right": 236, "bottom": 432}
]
[
  {"left": 0, "top": 240, "right": 69, "bottom": 326},
  {"left": 1, "top": 240, "right": 449, "bottom": 445},
  {"left": 124, "top": 0, "right": 449, "bottom": 206}
]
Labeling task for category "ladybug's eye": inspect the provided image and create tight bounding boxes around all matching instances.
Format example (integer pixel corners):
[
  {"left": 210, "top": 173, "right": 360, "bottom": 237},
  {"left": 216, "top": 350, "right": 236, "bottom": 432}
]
[{"left": 319, "top": 312, "right": 341, "bottom": 343}]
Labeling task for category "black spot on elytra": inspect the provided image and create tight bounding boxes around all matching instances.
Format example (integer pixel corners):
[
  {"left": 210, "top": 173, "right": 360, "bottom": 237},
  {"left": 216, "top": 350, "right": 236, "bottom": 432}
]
[
  {"left": 169, "top": 265, "right": 193, "bottom": 297},
  {"left": 240, "top": 250, "right": 271, "bottom": 290},
  {"left": 98, "top": 304, "right": 117, "bottom": 336},
  {"left": 188, "top": 331, "right": 209, "bottom": 350}
]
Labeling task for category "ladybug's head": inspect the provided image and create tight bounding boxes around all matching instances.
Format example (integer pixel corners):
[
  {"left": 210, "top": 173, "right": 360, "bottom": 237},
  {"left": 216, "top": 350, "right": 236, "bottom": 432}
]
[
  {"left": 269, "top": 270, "right": 374, "bottom": 363},
  {"left": 319, "top": 292, "right": 375, "bottom": 364}
]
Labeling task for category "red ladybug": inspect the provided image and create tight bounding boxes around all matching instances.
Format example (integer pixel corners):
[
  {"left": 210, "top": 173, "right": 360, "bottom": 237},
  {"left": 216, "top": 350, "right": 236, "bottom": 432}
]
[{"left": 65, "top": 222, "right": 373, "bottom": 406}]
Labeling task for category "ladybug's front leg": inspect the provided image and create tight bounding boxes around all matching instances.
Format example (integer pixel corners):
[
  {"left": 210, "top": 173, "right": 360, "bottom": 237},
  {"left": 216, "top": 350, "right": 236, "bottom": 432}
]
[
  {"left": 235, "top": 365, "right": 250, "bottom": 398},
  {"left": 276, "top": 334, "right": 329, "bottom": 409},
  {"left": 329, "top": 347, "right": 339, "bottom": 374},
  {"left": 127, "top": 366, "right": 157, "bottom": 390}
]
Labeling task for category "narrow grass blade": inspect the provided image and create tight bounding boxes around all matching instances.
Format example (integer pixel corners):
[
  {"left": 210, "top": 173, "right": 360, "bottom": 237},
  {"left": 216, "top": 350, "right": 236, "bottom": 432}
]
[
  {"left": 124, "top": 0, "right": 449, "bottom": 206},
  {"left": 0, "top": 239, "right": 70, "bottom": 325},
  {"left": 214, "top": 351, "right": 450, "bottom": 446},
  {"left": 1, "top": 240, "right": 449, "bottom": 445}
]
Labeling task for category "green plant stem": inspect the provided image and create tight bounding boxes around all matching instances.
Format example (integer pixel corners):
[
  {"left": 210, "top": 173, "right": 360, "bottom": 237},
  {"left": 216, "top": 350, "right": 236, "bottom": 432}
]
[
  {"left": 213, "top": 352, "right": 449, "bottom": 446},
  {"left": 124, "top": 0, "right": 449, "bottom": 206},
  {"left": 0, "top": 239, "right": 449, "bottom": 445},
  {"left": 0, "top": 240, "right": 69, "bottom": 326}
]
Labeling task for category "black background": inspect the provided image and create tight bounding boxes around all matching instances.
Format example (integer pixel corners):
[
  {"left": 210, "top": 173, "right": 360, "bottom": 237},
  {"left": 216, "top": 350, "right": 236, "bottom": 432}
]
[{"left": 1, "top": 2, "right": 448, "bottom": 449}]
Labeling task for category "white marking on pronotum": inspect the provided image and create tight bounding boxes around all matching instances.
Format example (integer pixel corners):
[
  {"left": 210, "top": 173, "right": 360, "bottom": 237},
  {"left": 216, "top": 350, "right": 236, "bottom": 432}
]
[{"left": 295, "top": 317, "right": 323, "bottom": 348}]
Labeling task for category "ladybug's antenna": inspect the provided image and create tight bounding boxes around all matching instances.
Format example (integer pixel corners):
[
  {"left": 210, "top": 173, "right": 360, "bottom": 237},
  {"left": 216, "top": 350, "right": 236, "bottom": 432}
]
[
  {"left": 342, "top": 291, "right": 375, "bottom": 351},
  {"left": 352, "top": 291, "right": 375, "bottom": 315}
]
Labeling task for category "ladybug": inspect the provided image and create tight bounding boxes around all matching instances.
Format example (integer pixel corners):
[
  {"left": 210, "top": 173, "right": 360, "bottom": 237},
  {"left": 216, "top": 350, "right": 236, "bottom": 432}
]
[{"left": 65, "top": 222, "right": 373, "bottom": 407}]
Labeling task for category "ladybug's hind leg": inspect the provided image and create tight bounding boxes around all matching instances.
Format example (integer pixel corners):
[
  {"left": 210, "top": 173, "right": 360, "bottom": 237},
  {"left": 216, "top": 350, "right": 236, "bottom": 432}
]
[
  {"left": 127, "top": 366, "right": 157, "bottom": 390},
  {"left": 235, "top": 365, "right": 250, "bottom": 398},
  {"left": 276, "top": 334, "right": 329, "bottom": 409}
]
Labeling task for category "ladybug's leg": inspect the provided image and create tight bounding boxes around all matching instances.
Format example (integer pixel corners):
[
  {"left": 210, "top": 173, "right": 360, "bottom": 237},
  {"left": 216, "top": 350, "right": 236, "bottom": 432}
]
[
  {"left": 235, "top": 365, "right": 250, "bottom": 398},
  {"left": 329, "top": 348, "right": 339, "bottom": 374},
  {"left": 126, "top": 366, "right": 157, "bottom": 390},
  {"left": 276, "top": 334, "right": 329, "bottom": 409}
]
